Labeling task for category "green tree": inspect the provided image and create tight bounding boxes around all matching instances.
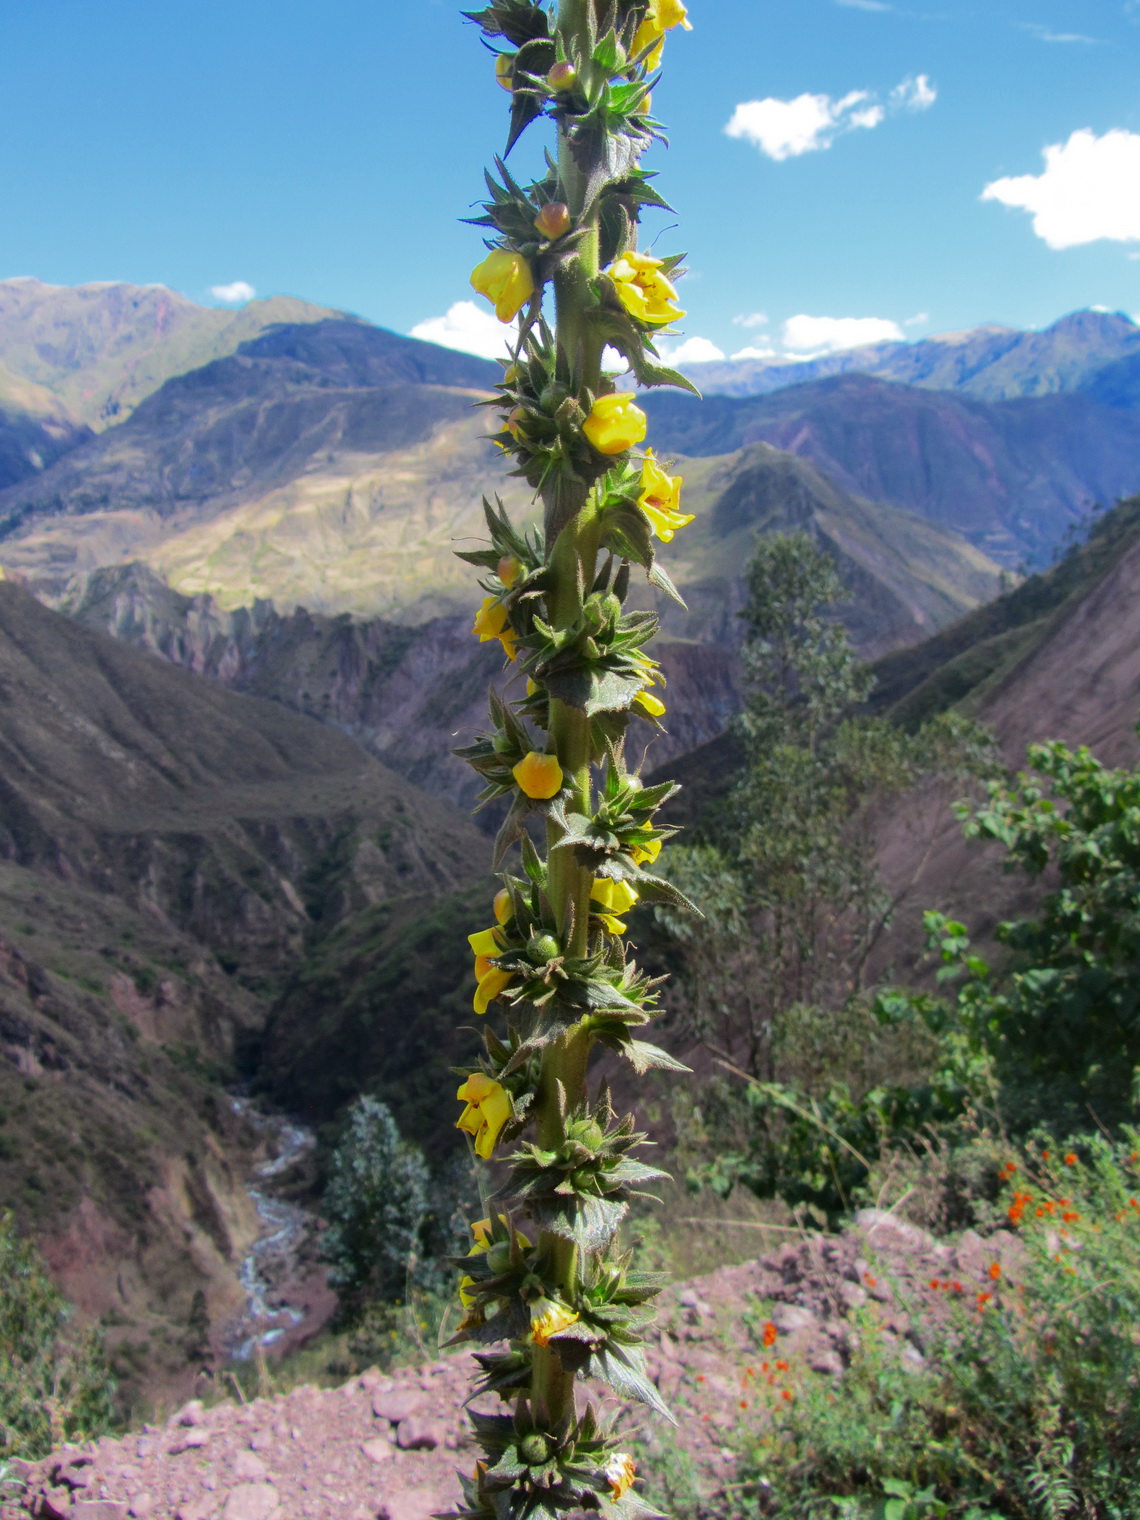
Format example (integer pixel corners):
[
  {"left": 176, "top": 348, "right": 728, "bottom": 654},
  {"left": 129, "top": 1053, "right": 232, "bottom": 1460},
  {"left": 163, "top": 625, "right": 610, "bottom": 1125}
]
[
  {"left": 0, "top": 1212, "right": 116, "bottom": 1458},
  {"left": 930, "top": 733, "right": 1140, "bottom": 1130},
  {"left": 321, "top": 1097, "right": 431, "bottom": 1308},
  {"left": 664, "top": 532, "right": 996, "bottom": 1082}
]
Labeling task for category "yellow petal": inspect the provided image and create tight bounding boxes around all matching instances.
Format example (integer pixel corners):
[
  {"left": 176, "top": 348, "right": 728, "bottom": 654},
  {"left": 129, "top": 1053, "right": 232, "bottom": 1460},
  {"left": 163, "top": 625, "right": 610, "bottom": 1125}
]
[
  {"left": 513, "top": 751, "right": 564, "bottom": 799},
  {"left": 474, "top": 968, "right": 514, "bottom": 1015},
  {"left": 583, "top": 393, "right": 648, "bottom": 455},
  {"left": 468, "top": 928, "right": 504, "bottom": 957},
  {"left": 634, "top": 690, "right": 667, "bottom": 718},
  {"left": 493, "top": 888, "right": 513, "bottom": 926}
]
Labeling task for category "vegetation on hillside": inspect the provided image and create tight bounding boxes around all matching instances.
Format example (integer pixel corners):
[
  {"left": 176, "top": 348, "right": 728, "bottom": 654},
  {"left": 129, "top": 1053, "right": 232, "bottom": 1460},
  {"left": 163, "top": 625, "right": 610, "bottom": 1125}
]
[{"left": 0, "top": 1213, "right": 116, "bottom": 1459}]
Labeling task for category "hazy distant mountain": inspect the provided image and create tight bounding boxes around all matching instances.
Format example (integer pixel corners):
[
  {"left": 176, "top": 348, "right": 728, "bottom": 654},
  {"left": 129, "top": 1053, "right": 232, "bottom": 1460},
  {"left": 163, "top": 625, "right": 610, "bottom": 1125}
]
[
  {"left": 0, "top": 278, "right": 349, "bottom": 429},
  {"left": 685, "top": 310, "right": 1140, "bottom": 402},
  {"left": 645, "top": 372, "right": 1140, "bottom": 567}
]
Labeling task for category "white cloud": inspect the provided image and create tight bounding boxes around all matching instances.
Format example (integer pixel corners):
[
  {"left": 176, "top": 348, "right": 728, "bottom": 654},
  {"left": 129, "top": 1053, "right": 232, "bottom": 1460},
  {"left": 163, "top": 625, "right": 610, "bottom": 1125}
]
[
  {"left": 725, "top": 90, "right": 876, "bottom": 160},
  {"left": 211, "top": 280, "right": 256, "bottom": 304},
  {"left": 982, "top": 129, "right": 1140, "bottom": 249},
  {"left": 410, "top": 300, "right": 515, "bottom": 359},
  {"left": 659, "top": 336, "right": 727, "bottom": 365},
  {"left": 836, "top": 0, "right": 893, "bottom": 8},
  {"left": 904, "top": 311, "right": 930, "bottom": 327},
  {"left": 726, "top": 74, "right": 936, "bottom": 161},
  {"left": 782, "top": 314, "right": 905, "bottom": 353},
  {"left": 730, "top": 345, "right": 779, "bottom": 361},
  {"left": 891, "top": 74, "right": 938, "bottom": 111},
  {"left": 733, "top": 311, "right": 770, "bottom": 329},
  {"left": 1020, "top": 23, "right": 1100, "bottom": 43}
]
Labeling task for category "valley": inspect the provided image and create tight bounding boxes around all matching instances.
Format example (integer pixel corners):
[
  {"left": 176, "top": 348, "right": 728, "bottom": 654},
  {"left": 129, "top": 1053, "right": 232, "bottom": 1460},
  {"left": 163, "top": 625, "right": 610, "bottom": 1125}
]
[{"left": 1, "top": 279, "right": 1140, "bottom": 1421}]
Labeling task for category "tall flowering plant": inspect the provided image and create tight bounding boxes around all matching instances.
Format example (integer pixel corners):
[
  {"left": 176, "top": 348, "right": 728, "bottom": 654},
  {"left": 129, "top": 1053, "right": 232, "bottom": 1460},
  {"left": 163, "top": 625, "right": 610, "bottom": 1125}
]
[{"left": 449, "top": 3, "right": 697, "bottom": 1518}]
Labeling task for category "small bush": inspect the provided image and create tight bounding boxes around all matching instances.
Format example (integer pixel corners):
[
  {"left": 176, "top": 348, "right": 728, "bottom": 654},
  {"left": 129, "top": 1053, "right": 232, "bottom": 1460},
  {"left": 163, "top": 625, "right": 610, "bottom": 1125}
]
[
  {"left": 734, "top": 1133, "right": 1140, "bottom": 1518},
  {"left": 0, "top": 1212, "right": 116, "bottom": 1457}
]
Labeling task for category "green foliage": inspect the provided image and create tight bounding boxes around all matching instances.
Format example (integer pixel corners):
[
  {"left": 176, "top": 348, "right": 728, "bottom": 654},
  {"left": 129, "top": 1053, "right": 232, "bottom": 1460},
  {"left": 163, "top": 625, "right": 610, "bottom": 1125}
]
[
  {"left": 321, "top": 1097, "right": 433, "bottom": 1308},
  {"left": 0, "top": 1212, "right": 116, "bottom": 1458},
  {"left": 659, "top": 531, "right": 997, "bottom": 1097},
  {"left": 939, "top": 735, "right": 1140, "bottom": 1129},
  {"left": 735, "top": 1133, "right": 1140, "bottom": 1519}
]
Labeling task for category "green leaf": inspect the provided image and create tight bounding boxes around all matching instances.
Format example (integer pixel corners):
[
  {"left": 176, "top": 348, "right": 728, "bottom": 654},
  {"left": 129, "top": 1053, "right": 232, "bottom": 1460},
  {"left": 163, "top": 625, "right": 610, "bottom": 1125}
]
[{"left": 626, "top": 1040, "right": 691, "bottom": 1075}]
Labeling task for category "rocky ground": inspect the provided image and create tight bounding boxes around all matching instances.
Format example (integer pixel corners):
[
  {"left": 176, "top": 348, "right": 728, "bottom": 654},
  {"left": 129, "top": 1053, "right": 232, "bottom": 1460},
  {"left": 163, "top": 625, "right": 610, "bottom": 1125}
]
[{"left": 7, "top": 1210, "right": 1020, "bottom": 1520}]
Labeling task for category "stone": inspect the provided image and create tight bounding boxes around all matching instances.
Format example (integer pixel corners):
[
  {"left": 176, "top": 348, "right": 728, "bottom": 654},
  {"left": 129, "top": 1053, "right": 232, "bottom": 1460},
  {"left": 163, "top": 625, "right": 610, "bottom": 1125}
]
[
  {"left": 396, "top": 1418, "right": 442, "bottom": 1452},
  {"left": 222, "top": 1486, "right": 279, "bottom": 1520},
  {"left": 247, "top": 1432, "right": 274, "bottom": 1454},
  {"left": 72, "top": 1506, "right": 129, "bottom": 1520},
  {"left": 770, "top": 1304, "right": 815, "bottom": 1334},
  {"left": 128, "top": 1495, "right": 154, "bottom": 1518},
  {"left": 839, "top": 1281, "right": 868, "bottom": 1311},
  {"left": 809, "top": 1351, "right": 845, "bottom": 1376},
  {"left": 232, "top": 1455, "right": 268, "bottom": 1482},
  {"left": 40, "top": 1489, "right": 74, "bottom": 1520},
  {"left": 853, "top": 1209, "right": 933, "bottom": 1254},
  {"left": 5, "top": 1459, "right": 40, "bottom": 1484},
  {"left": 134, "top": 1441, "right": 155, "bottom": 1462},
  {"left": 358, "top": 1369, "right": 386, "bottom": 1392},
  {"left": 371, "top": 1389, "right": 424, "bottom": 1424},
  {"left": 175, "top": 1402, "right": 207, "bottom": 1428},
  {"left": 169, "top": 1431, "right": 210, "bottom": 1454},
  {"left": 175, "top": 1499, "right": 216, "bottom": 1520},
  {"left": 60, "top": 1468, "right": 94, "bottom": 1491},
  {"left": 379, "top": 1493, "right": 444, "bottom": 1520},
  {"left": 360, "top": 1440, "right": 393, "bottom": 1466}
]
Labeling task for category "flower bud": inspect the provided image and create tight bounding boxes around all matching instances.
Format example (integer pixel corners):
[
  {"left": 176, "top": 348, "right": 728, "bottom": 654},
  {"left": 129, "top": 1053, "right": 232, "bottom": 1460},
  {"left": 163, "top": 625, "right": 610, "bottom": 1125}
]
[
  {"left": 498, "top": 555, "right": 522, "bottom": 587},
  {"left": 534, "top": 202, "right": 572, "bottom": 241},
  {"left": 546, "top": 61, "right": 577, "bottom": 91},
  {"left": 506, "top": 407, "right": 527, "bottom": 440},
  {"left": 513, "top": 751, "right": 564, "bottom": 800},
  {"left": 530, "top": 933, "right": 561, "bottom": 962},
  {"left": 519, "top": 1434, "right": 553, "bottom": 1465},
  {"left": 495, "top": 53, "right": 516, "bottom": 92},
  {"left": 493, "top": 888, "right": 514, "bottom": 925}
]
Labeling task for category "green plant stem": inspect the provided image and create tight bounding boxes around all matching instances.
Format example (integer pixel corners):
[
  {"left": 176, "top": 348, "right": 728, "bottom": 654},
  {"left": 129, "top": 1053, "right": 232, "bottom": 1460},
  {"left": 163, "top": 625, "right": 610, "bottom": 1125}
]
[{"left": 529, "top": 66, "right": 607, "bottom": 1426}]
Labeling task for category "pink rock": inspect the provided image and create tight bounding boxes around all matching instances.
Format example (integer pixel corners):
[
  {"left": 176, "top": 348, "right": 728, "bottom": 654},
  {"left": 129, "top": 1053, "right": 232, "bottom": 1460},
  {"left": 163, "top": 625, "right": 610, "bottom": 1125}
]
[
  {"left": 222, "top": 1486, "right": 278, "bottom": 1520},
  {"left": 128, "top": 1494, "right": 154, "bottom": 1518},
  {"left": 169, "top": 1431, "right": 210, "bottom": 1455},
  {"left": 176, "top": 1499, "right": 217, "bottom": 1520},
  {"left": 372, "top": 1389, "right": 424, "bottom": 1424},
  {"left": 247, "top": 1433, "right": 273, "bottom": 1454},
  {"left": 72, "top": 1506, "right": 129, "bottom": 1520},
  {"left": 174, "top": 1402, "right": 207, "bottom": 1428},
  {"left": 360, "top": 1440, "right": 393, "bottom": 1466},
  {"left": 379, "top": 1494, "right": 445, "bottom": 1520},
  {"left": 232, "top": 1455, "right": 268, "bottom": 1483},
  {"left": 396, "top": 1419, "right": 442, "bottom": 1452}
]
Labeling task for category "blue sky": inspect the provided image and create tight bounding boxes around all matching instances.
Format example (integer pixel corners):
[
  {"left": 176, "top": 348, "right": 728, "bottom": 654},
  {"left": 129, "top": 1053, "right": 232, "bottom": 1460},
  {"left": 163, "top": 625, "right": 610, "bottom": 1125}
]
[{"left": 3, "top": 0, "right": 1140, "bottom": 363}]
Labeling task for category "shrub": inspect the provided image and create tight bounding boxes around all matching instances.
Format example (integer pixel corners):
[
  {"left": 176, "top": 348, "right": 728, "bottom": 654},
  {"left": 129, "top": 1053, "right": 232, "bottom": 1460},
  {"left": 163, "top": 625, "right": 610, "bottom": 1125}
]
[
  {"left": 0, "top": 1212, "right": 116, "bottom": 1457},
  {"left": 734, "top": 1132, "right": 1140, "bottom": 1518}
]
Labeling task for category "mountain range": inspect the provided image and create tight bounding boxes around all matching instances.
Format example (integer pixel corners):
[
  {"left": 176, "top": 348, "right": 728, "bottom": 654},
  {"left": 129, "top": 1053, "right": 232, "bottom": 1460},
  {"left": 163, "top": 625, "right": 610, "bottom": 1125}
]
[
  {"left": 4, "top": 278, "right": 1140, "bottom": 1402},
  {"left": 683, "top": 309, "right": 1140, "bottom": 402}
]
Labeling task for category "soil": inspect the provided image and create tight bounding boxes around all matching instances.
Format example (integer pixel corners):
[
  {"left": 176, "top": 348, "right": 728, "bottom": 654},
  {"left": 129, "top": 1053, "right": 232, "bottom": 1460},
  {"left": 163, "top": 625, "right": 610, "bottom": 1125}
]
[{"left": 7, "top": 1209, "right": 1021, "bottom": 1520}]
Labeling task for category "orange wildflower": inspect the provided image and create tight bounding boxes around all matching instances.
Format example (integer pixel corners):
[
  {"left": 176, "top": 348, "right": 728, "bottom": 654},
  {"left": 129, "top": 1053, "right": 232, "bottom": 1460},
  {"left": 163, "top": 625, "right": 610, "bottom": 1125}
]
[{"left": 762, "top": 1321, "right": 777, "bottom": 1348}]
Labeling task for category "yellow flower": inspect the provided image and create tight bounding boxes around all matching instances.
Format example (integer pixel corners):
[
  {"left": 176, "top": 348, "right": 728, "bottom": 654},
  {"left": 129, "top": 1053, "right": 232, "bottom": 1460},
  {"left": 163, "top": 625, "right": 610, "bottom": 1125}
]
[
  {"left": 591, "top": 878, "right": 640, "bottom": 913},
  {"left": 470, "top": 249, "right": 535, "bottom": 324},
  {"left": 604, "top": 1454, "right": 637, "bottom": 1501},
  {"left": 529, "top": 1298, "right": 580, "bottom": 1345},
  {"left": 583, "top": 393, "right": 648, "bottom": 455},
  {"left": 474, "top": 967, "right": 514, "bottom": 1015},
  {"left": 607, "top": 250, "right": 685, "bottom": 327},
  {"left": 456, "top": 1073, "right": 513, "bottom": 1161},
  {"left": 638, "top": 450, "right": 694, "bottom": 541},
  {"left": 597, "top": 912, "right": 629, "bottom": 936},
  {"left": 633, "top": 0, "right": 692, "bottom": 69},
  {"left": 631, "top": 835, "right": 663, "bottom": 867},
  {"left": 472, "top": 596, "right": 518, "bottom": 662},
  {"left": 634, "top": 690, "right": 667, "bottom": 718},
  {"left": 495, "top": 52, "right": 515, "bottom": 91},
  {"left": 468, "top": 927, "right": 505, "bottom": 957},
  {"left": 513, "top": 751, "right": 564, "bottom": 799},
  {"left": 493, "top": 888, "right": 514, "bottom": 926}
]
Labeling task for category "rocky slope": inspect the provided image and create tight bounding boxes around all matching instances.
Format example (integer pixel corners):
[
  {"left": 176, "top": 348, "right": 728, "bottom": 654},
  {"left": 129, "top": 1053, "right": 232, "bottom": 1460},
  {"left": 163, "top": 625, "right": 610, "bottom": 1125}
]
[
  {"left": 5, "top": 1209, "right": 1024, "bottom": 1520},
  {"left": 645, "top": 372, "right": 1140, "bottom": 567},
  {"left": 0, "top": 581, "right": 489, "bottom": 1395},
  {"left": 683, "top": 308, "right": 1140, "bottom": 402},
  {"left": 0, "top": 281, "right": 346, "bottom": 430}
]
